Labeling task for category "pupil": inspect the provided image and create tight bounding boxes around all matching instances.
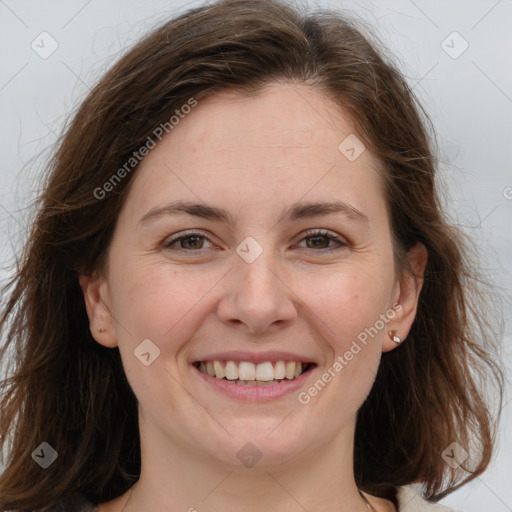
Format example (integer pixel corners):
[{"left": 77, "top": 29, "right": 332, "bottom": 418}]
[
  {"left": 307, "top": 235, "right": 328, "bottom": 249},
  {"left": 183, "top": 236, "right": 202, "bottom": 249}
]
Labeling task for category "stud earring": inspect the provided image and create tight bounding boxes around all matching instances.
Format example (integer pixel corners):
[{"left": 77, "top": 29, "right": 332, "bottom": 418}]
[
  {"left": 97, "top": 327, "right": 105, "bottom": 333},
  {"left": 388, "top": 330, "right": 401, "bottom": 344}
]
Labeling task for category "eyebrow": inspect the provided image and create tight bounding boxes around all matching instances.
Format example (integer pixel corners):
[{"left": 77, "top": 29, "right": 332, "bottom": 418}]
[
  {"left": 139, "top": 200, "right": 232, "bottom": 224},
  {"left": 138, "top": 199, "right": 370, "bottom": 225},
  {"left": 282, "top": 200, "right": 369, "bottom": 224}
]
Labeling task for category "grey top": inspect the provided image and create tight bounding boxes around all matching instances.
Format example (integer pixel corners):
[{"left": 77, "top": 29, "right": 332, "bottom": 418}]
[{"left": 40, "top": 486, "right": 464, "bottom": 511}]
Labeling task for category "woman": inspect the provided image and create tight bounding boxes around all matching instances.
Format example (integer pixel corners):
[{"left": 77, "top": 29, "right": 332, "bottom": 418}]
[{"left": 0, "top": 1, "right": 505, "bottom": 511}]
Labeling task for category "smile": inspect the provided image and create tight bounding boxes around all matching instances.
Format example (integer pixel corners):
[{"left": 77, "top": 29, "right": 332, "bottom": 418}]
[
  {"left": 192, "top": 360, "right": 317, "bottom": 401},
  {"left": 193, "top": 360, "right": 315, "bottom": 384}
]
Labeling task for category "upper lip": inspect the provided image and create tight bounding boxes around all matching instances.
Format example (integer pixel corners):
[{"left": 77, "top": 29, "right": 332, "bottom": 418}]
[{"left": 192, "top": 350, "right": 316, "bottom": 364}]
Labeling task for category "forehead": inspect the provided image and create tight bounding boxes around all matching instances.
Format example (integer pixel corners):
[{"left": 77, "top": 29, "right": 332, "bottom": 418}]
[
  {"left": 170, "top": 83, "right": 360, "bottom": 156},
  {"left": 120, "top": 83, "right": 387, "bottom": 225}
]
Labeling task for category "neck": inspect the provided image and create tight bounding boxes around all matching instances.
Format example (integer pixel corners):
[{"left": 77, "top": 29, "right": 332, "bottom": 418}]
[{"left": 111, "top": 413, "right": 380, "bottom": 512}]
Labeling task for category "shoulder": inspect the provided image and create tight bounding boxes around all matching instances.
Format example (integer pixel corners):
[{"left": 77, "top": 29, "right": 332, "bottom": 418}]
[
  {"left": 36, "top": 492, "right": 98, "bottom": 512},
  {"left": 397, "top": 486, "right": 465, "bottom": 512}
]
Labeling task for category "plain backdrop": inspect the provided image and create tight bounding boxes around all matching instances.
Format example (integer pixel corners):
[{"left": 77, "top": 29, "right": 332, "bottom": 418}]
[{"left": 0, "top": 1, "right": 511, "bottom": 511}]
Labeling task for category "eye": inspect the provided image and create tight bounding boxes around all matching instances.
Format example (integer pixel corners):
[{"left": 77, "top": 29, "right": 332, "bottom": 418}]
[
  {"left": 162, "top": 231, "right": 214, "bottom": 251},
  {"left": 296, "top": 229, "right": 348, "bottom": 251},
  {"left": 161, "top": 229, "right": 348, "bottom": 254}
]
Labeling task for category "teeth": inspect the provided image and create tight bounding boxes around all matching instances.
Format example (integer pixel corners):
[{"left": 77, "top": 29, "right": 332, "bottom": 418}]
[
  {"left": 213, "top": 361, "right": 225, "bottom": 379},
  {"left": 238, "top": 361, "right": 256, "bottom": 380},
  {"left": 197, "top": 360, "right": 308, "bottom": 381},
  {"left": 206, "top": 361, "right": 215, "bottom": 377},
  {"left": 285, "top": 361, "right": 297, "bottom": 380},
  {"left": 234, "top": 380, "right": 280, "bottom": 386},
  {"left": 274, "top": 360, "right": 286, "bottom": 379},
  {"left": 255, "top": 361, "right": 274, "bottom": 381},
  {"left": 225, "top": 361, "right": 238, "bottom": 380}
]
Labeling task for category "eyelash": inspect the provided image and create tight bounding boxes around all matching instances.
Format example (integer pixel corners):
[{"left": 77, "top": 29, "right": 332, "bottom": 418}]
[{"left": 162, "top": 229, "right": 348, "bottom": 253}]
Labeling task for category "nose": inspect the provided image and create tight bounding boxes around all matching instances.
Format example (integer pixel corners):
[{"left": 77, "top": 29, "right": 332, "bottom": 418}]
[{"left": 216, "top": 251, "right": 298, "bottom": 334}]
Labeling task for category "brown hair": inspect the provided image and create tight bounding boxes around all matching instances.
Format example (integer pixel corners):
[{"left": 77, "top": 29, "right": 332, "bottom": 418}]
[{"left": 0, "top": 0, "right": 505, "bottom": 509}]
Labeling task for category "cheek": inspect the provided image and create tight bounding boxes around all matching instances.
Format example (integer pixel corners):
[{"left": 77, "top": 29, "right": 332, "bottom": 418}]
[
  {"left": 301, "top": 269, "right": 391, "bottom": 415},
  {"left": 109, "top": 260, "right": 224, "bottom": 347},
  {"left": 302, "top": 263, "right": 393, "bottom": 348},
  {"left": 107, "top": 261, "right": 225, "bottom": 405}
]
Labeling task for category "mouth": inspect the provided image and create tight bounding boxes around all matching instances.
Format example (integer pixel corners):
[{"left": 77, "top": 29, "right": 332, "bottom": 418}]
[{"left": 192, "top": 360, "right": 317, "bottom": 386}]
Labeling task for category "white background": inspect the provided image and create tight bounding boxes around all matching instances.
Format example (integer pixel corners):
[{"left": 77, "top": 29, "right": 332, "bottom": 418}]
[{"left": 0, "top": 1, "right": 511, "bottom": 510}]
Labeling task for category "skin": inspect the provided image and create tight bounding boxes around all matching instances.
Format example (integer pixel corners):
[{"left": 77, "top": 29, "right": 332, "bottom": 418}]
[{"left": 80, "top": 82, "right": 427, "bottom": 512}]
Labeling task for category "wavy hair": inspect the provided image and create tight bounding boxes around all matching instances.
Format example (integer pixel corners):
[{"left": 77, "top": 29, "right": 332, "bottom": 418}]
[{"left": 0, "top": 0, "right": 505, "bottom": 509}]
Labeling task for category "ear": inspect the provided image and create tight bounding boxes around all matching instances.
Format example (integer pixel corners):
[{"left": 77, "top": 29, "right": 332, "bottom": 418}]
[
  {"left": 78, "top": 271, "right": 118, "bottom": 348},
  {"left": 382, "top": 242, "right": 428, "bottom": 352}
]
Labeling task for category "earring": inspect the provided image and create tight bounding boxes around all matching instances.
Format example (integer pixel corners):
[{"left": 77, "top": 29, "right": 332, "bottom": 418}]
[
  {"left": 97, "top": 327, "right": 105, "bottom": 333},
  {"left": 388, "top": 330, "right": 401, "bottom": 344}
]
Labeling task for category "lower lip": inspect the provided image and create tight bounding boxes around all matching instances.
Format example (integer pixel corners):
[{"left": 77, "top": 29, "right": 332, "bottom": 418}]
[{"left": 192, "top": 364, "right": 315, "bottom": 402}]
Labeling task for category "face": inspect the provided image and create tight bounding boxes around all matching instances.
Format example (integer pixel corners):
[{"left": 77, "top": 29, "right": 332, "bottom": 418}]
[{"left": 81, "top": 82, "right": 425, "bottom": 471}]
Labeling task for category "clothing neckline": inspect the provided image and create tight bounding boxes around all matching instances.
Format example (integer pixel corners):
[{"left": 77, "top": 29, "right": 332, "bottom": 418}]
[{"left": 83, "top": 486, "right": 458, "bottom": 512}]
